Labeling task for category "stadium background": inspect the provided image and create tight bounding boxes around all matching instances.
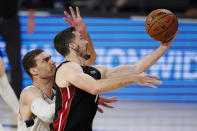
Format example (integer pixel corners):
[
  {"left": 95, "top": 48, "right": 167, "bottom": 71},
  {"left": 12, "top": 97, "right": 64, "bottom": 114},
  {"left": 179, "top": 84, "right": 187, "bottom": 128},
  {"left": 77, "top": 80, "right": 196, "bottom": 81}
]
[{"left": 0, "top": 13, "right": 197, "bottom": 102}]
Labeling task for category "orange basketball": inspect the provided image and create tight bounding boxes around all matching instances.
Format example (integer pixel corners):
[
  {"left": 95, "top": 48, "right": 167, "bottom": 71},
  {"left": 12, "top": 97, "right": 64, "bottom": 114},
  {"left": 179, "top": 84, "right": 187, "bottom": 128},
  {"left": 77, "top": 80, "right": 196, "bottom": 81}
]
[{"left": 145, "top": 9, "right": 178, "bottom": 42}]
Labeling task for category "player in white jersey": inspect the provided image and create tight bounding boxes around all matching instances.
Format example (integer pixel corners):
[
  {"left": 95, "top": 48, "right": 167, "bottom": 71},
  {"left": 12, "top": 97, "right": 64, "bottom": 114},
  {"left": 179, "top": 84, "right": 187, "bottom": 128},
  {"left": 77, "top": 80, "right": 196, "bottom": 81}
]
[
  {"left": 18, "top": 49, "right": 56, "bottom": 131},
  {"left": 18, "top": 85, "right": 56, "bottom": 131}
]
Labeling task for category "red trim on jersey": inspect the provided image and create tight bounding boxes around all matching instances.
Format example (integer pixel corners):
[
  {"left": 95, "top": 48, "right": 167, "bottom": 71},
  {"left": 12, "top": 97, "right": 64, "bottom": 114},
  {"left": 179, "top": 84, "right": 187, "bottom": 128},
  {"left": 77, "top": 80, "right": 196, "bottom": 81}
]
[{"left": 53, "top": 86, "right": 75, "bottom": 131}]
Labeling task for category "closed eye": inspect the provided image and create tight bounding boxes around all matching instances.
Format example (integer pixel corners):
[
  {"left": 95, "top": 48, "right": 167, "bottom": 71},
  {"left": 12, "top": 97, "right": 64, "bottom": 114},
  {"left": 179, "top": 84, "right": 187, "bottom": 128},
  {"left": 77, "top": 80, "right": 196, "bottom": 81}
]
[{"left": 43, "top": 56, "right": 51, "bottom": 62}]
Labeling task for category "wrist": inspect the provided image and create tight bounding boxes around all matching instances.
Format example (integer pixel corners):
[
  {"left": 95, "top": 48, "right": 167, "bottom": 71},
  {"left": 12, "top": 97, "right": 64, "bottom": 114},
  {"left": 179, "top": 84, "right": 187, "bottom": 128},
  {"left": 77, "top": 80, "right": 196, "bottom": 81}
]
[
  {"left": 80, "top": 30, "right": 88, "bottom": 35},
  {"left": 159, "top": 43, "right": 170, "bottom": 50},
  {"left": 80, "top": 31, "right": 89, "bottom": 39},
  {"left": 129, "top": 74, "right": 138, "bottom": 83}
]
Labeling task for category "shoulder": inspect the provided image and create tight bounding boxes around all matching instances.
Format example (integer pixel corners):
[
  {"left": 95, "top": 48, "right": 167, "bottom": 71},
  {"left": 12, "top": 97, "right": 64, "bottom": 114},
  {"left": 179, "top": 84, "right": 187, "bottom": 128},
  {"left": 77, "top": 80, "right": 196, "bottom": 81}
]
[
  {"left": 57, "top": 62, "right": 83, "bottom": 74},
  {"left": 20, "top": 86, "right": 44, "bottom": 105},
  {"left": 55, "top": 62, "right": 84, "bottom": 88}
]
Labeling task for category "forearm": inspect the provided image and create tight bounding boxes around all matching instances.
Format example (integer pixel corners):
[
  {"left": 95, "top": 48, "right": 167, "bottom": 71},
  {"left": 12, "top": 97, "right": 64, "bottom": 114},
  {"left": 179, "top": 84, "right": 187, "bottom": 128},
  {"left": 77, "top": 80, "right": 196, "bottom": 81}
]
[
  {"left": 0, "top": 74, "right": 19, "bottom": 113},
  {"left": 102, "top": 45, "right": 169, "bottom": 79},
  {"left": 104, "top": 65, "right": 135, "bottom": 79},
  {"left": 91, "top": 75, "right": 136, "bottom": 94},
  {"left": 132, "top": 45, "right": 169, "bottom": 73},
  {"left": 82, "top": 32, "right": 96, "bottom": 65},
  {"left": 28, "top": 9, "right": 34, "bottom": 21},
  {"left": 71, "top": 72, "right": 136, "bottom": 95},
  {"left": 65, "top": 63, "right": 142, "bottom": 95}
]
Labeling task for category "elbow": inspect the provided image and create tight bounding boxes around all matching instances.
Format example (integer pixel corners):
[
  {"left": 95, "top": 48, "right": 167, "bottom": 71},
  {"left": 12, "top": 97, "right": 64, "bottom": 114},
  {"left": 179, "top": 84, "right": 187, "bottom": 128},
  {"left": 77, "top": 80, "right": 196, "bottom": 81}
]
[{"left": 89, "top": 87, "right": 100, "bottom": 95}]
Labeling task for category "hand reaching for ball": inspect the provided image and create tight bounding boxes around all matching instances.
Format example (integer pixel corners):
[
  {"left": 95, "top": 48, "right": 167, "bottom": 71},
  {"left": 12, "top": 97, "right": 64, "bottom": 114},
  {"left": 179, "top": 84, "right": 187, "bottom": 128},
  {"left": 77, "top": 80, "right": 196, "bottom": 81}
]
[
  {"left": 160, "top": 30, "right": 178, "bottom": 46},
  {"left": 145, "top": 9, "right": 178, "bottom": 42}
]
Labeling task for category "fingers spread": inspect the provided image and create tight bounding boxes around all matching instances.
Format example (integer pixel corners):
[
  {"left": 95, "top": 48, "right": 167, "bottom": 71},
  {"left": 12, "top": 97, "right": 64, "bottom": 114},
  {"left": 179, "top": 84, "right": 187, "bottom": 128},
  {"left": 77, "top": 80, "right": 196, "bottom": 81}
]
[
  {"left": 144, "top": 83, "right": 158, "bottom": 88},
  {"left": 64, "top": 11, "right": 73, "bottom": 21},
  {"left": 76, "top": 6, "right": 81, "bottom": 18},
  {"left": 69, "top": 6, "right": 76, "bottom": 19},
  {"left": 63, "top": 17, "right": 72, "bottom": 26},
  {"left": 97, "top": 107, "right": 103, "bottom": 113},
  {"left": 147, "top": 79, "right": 162, "bottom": 85},
  {"left": 104, "top": 96, "right": 118, "bottom": 103},
  {"left": 102, "top": 103, "right": 114, "bottom": 108},
  {"left": 147, "top": 75, "right": 160, "bottom": 79}
]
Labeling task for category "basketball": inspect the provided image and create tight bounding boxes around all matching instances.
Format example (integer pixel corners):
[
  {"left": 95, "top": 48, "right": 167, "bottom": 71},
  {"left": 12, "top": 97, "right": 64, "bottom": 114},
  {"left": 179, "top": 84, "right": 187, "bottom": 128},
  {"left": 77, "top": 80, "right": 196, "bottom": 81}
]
[{"left": 145, "top": 9, "right": 178, "bottom": 42}]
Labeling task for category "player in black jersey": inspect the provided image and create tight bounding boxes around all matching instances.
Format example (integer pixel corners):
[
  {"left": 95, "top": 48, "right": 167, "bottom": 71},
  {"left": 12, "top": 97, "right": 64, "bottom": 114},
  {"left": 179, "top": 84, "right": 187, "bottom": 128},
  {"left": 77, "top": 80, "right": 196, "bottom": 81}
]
[{"left": 51, "top": 6, "right": 175, "bottom": 131}]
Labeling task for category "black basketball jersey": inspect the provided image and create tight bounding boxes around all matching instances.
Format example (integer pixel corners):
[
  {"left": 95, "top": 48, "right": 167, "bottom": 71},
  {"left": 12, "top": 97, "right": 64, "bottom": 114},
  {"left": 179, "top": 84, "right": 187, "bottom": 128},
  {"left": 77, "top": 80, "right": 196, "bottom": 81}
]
[{"left": 51, "top": 61, "right": 101, "bottom": 131}]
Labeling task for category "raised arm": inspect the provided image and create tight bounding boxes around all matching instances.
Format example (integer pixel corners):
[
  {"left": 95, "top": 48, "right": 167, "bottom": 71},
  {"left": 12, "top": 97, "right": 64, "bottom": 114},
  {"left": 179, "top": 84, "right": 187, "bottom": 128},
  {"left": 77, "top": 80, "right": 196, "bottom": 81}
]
[
  {"left": 27, "top": 9, "right": 35, "bottom": 34},
  {"left": 55, "top": 62, "right": 162, "bottom": 95},
  {"left": 95, "top": 36, "right": 177, "bottom": 79},
  {"left": 130, "top": 38, "right": 175, "bottom": 73},
  {"left": 63, "top": 6, "right": 96, "bottom": 66},
  {"left": 0, "top": 57, "right": 19, "bottom": 113},
  {"left": 23, "top": 0, "right": 35, "bottom": 34}
]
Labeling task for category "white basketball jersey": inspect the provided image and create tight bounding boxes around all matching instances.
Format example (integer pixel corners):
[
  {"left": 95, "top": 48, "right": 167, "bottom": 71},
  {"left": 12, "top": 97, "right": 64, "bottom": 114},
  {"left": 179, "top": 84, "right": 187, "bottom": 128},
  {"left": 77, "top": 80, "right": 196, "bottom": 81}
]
[{"left": 17, "top": 85, "right": 55, "bottom": 131}]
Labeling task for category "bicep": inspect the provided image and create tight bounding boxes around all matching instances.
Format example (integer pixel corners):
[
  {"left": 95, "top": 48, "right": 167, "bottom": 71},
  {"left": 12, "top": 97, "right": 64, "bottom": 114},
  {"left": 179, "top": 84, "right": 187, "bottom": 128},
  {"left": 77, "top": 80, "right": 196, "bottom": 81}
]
[
  {"left": 56, "top": 63, "right": 97, "bottom": 93},
  {"left": 69, "top": 72, "right": 97, "bottom": 91},
  {"left": 55, "top": 62, "right": 84, "bottom": 88}
]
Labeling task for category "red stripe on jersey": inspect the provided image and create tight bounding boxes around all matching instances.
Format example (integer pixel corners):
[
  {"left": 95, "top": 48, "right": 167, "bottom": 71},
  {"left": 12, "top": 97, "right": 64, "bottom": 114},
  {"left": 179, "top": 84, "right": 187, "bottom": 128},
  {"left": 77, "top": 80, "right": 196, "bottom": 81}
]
[{"left": 53, "top": 86, "right": 75, "bottom": 131}]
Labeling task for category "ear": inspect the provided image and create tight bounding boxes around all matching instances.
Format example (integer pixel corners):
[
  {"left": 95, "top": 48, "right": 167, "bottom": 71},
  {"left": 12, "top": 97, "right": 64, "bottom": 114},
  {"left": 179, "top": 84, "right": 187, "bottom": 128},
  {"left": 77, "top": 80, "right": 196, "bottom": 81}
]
[
  {"left": 69, "top": 42, "right": 77, "bottom": 51},
  {"left": 29, "top": 68, "right": 38, "bottom": 76}
]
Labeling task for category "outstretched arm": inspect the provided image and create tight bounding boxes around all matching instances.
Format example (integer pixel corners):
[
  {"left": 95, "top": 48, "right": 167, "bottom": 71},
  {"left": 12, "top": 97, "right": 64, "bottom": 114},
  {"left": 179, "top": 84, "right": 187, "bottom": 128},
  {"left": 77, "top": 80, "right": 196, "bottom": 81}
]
[
  {"left": 130, "top": 38, "right": 175, "bottom": 74},
  {"left": 23, "top": 0, "right": 35, "bottom": 34},
  {"left": 0, "top": 57, "right": 19, "bottom": 113},
  {"left": 96, "top": 36, "right": 177, "bottom": 79},
  {"left": 55, "top": 62, "right": 162, "bottom": 95},
  {"left": 63, "top": 6, "right": 96, "bottom": 66}
]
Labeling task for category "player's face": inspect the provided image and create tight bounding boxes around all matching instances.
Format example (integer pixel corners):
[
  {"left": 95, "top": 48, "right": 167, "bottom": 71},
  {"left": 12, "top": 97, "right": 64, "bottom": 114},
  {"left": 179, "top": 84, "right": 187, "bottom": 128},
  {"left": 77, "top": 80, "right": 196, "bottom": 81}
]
[
  {"left": 34, "top": 52, "right": 56, "bottom": 78},
  {"left": 73, "top": 31, "right": 91, "bottom": 60}
]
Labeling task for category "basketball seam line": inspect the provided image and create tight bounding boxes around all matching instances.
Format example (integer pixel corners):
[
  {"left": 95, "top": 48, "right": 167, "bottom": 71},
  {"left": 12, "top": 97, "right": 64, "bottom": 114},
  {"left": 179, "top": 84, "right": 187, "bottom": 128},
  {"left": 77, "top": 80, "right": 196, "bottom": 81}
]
[
  {"left": 147, "top": 14, "right": 172, "bottom": 33},
  {"left": 150, "top": 16, "right": 177, "bottom": 38}
]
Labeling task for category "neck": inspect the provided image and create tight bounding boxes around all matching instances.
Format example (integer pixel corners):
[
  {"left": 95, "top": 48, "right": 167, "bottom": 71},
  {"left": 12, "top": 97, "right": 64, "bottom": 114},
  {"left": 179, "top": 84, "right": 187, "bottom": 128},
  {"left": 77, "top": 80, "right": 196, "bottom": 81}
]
[
  {"left": 33, "top": 77, "right": 54, "bottom": 98},
  {"left": 66, "top": 51, "right": 86, "bottom": 65}
]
